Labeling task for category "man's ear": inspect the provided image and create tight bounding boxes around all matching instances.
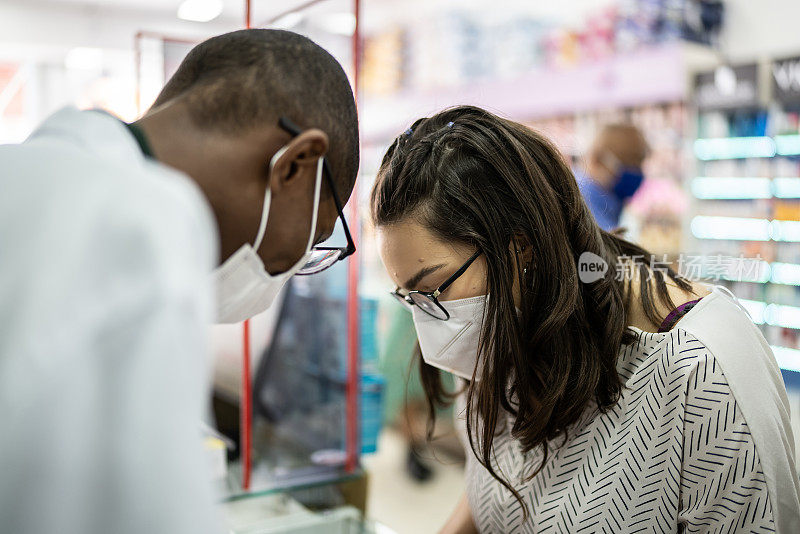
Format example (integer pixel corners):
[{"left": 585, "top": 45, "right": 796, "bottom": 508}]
[{"left": 268, "top": 128, "right": 329, "bottom": 193}]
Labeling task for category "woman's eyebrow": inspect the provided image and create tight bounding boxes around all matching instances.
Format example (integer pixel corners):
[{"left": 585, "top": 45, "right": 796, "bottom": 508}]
[{"left": 404, "top": 263, "right": 446, "bottom": 290}]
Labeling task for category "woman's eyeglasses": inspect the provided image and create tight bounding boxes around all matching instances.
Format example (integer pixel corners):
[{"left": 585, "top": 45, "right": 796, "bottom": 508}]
[
  {"left": 391, "top": 250, "right": 482, "bottom": 320},
  {"left": 278, "top": 117, "right": 356, "bottom": 275}
]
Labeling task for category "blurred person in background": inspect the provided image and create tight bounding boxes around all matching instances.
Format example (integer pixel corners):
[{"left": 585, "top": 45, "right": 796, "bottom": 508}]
[
  {"left": 576, "top": 123, "right": 649, "bottom": 231},
  {"left": 371, "top": 106, "right": 799, "bottom": 533},
  {"left": 0, "top": 29, "right": 358, "bottom": 534}
]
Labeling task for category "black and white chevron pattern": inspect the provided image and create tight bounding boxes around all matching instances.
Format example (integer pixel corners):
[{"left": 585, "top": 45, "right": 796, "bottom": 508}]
[{"left": 459, "top": 329, "right": 775, "bottom": 533}]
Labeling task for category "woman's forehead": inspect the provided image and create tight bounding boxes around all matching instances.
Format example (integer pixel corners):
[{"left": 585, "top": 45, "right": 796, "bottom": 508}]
[{"left": 376, "top": 223, "right": 457, "bottom": 281}]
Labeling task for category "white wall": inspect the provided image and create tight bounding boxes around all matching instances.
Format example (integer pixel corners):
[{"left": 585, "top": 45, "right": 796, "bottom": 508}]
[
  {"left": 0, "top": 1, "right": 242, "bottom": 139},
  {"left": 720, "top": 0, "right": 800, "bottom": 62},
  {"left": 0, "top": 1, "right": 240, "bottom": 62}
]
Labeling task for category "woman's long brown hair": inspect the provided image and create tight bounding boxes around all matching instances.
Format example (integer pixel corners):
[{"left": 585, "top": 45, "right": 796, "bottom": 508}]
[{"left": 370, "top": 106, "right": 690, "bottom": 517}]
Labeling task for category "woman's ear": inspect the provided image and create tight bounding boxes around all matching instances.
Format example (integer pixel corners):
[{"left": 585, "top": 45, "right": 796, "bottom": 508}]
[{"left": 509, "top": 235, "right": 533, "bottom": 265}]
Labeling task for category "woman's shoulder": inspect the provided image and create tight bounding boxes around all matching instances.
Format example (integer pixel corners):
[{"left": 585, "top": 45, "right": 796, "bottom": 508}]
[
  {"left": 619, "top": 289, "right": 776, "bottom": 416},
  {"left": 618, "top": 325, "right": 715, "bottom": 391},
  {"left": 673, "top": 288, "right": 777, "bottom": 380},
  {"left": 623, "top": 289, "right": 775, "bottom": 387}
]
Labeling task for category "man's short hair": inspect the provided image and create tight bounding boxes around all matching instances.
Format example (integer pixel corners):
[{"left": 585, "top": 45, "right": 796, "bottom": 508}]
[{"left": 153, "top": 29, "right": 359, "bottom": 198}]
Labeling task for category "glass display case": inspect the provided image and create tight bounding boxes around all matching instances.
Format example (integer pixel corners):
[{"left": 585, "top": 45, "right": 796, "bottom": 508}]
[{"left": 218, "top": 259, "right": 381, "bottom": 503}]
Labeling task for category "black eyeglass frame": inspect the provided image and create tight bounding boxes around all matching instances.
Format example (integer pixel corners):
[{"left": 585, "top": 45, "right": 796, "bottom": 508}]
[
  {"left": 391, "top": 250, "right": 482, "bottom": 320},
  {"left": 278, "top": 116, "right": 356, "bottom": 275}
]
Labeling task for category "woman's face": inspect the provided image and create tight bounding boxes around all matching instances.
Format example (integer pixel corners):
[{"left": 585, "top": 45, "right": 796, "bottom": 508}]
[{"left": 376, "top": 219, "right": 488, "bottom": 301}]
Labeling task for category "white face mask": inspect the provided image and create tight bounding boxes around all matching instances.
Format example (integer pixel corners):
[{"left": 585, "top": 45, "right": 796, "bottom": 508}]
[
  {"left": 411, "top": 295, "right": 487, "bottom": 380},
  {"left": 212, "top": 146, "right": 323, "bottom": 324}
]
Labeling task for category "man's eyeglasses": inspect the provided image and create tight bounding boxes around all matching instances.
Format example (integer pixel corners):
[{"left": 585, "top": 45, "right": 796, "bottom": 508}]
[
  {"left": 391, "top": 250, "right": 482, "bottom": 320},
  {"left": 278, "top": 117, "right": 356, "bottom": 275}
]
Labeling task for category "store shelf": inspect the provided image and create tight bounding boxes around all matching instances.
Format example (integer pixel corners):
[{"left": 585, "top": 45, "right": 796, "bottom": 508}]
[
  {"left": 693, "top": 136, "right": 776, "bottom": 161},
  {"left": 361, "top": 43, "right": 689, "bottom": 143},
  {"left": 773, "top": 220, "right": 800, "bottom": 242},
  {"left": 716, "top": 261, "right": 800, "bottom": 286},
  {"left": 691, "top": 177, "right": 771, "bottom": 199},
  {"left": 690, "top": 216, "right": 772, "bottom": 241},
  {"left": 776, "top": 134, "right": 800, "bottom": 156},
  {"left": 775, "top": 178, "right": 800, "bottom": 198},
  {"left": 690, "top": 216, "right": 800, "bottom": 242},
  {"left": 771, "top": 346, "right": 800, "bottom": 374},
  {"left": 770, "top": 262, "right": 800, "bottom": 285},
  {"left": 769, "top": 303, "right": 800, "bottom": 330},
  {"left": 690, "top": 177, "right": 800, "bottom": 199},
  {"left": 736, "top": 298, "right": 800, "bottom": 331},
  {"left": 692, "top": 135, "right": 800, "bottom": 161},
  {"left": 731, "top": 300, "right": 800, "bottom": 372}
]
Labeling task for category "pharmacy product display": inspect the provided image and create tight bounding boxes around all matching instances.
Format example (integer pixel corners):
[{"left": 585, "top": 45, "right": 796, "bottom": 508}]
[
  {"left": 361, "top": 0, "right": 723, "bottom": 95},
  {"left": 690, "top": 59, "right": 800, "bottom": 373}
]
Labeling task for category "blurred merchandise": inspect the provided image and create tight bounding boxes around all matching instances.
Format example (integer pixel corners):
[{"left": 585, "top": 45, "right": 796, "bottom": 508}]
[
  {"left": 690, "top": 59, "right": 800, "bottom": 382},
  {"left": 360, "top": 0, "right": 724, "bottom": 96},
  {"left": 362, "top": 29, "right": 406, "bottom": 96}
]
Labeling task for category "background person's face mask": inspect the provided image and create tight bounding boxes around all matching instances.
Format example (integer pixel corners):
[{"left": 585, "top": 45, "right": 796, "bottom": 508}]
[
  {"left": 412, "top": 295, "right": 487, "bottom": 380},
  {"left": 212, "top": 147, "right": 323, "bottom": 324},
  {"left": 612, "top": 167, "right": 644, "bottom": 200},
  {"left": 603, "top": 151, "right": 644, "bottom": 200}
]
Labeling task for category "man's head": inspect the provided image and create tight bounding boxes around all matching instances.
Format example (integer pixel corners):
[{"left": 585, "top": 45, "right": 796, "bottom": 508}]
[
  {"left": 587, "top": 124, "right": 649, "bottom": 191},
  {"left": 138, "top": 29, "right": 359, "bottom": 272}
]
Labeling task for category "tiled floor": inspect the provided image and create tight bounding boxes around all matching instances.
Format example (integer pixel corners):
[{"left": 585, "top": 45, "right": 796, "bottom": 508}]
[{"left": 363, "top": 429, "right": 465, "bottom": 534}]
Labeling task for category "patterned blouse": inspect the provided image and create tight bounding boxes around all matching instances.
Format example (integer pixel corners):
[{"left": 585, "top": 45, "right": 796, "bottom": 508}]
[{"left": 456, "top": 290, "right": 799, "bottom": 533}]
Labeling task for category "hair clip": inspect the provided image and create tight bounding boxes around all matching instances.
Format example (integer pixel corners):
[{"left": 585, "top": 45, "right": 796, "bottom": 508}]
[
  {"left": 404, "top": 127, "right": 414, "bottom": 136},
  {"left": 446, "top": 121, "right": 454, "bottom": 128}
]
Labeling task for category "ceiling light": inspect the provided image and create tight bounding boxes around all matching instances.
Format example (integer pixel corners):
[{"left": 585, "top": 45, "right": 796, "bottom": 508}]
[
  {"left": 178, "top": 0, "right": 223, "bottom": 23},
  {"left": 65, "top": 47, "right": 103, "bottom": 70}
]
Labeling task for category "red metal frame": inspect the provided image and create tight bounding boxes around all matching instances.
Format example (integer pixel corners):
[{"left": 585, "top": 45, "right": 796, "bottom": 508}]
[
  {"left": 345, "top": 0, "right": 361, "bottom": 474},
  {"left": 241, "top": 1, "right": 253, "bottom": 492},
  {"left": 241, "top": 319, "right": 252, "bottom": 490}
]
